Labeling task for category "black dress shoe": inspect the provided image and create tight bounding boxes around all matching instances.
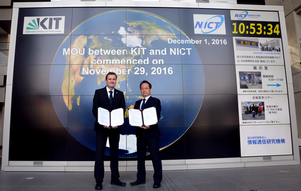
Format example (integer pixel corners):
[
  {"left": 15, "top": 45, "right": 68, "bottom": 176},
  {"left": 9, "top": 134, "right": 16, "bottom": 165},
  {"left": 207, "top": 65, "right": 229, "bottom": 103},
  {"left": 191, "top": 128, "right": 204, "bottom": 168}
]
[
  {"left": 130, "top": 180, "right": 145, "bottom": 186},
  {"left": 95, "top": 183, "right": 103, "bottom": 190},
  {"left": 153, "top": 182, "right": 161, "bottom": 188},
  {"left": 111, "top": 179, "right": 126, "bottom": 186}
]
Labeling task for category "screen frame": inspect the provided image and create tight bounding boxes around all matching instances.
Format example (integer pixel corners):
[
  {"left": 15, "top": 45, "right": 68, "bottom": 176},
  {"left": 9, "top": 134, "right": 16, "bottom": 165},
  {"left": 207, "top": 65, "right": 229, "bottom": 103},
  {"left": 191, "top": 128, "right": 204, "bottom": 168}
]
[{"left": 2, "top": 1, "right": 299, "bottom": 171}]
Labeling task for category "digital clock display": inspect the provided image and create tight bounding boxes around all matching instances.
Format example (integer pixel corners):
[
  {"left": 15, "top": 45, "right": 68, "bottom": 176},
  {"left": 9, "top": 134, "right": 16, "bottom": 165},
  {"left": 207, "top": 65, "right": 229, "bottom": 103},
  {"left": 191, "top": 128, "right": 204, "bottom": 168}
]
[
  {"left": 232, "top": 21, "right": 281, "bottom": 37},
  {"left": 235, "top": 39, "right": 258, "bottom": 47}
]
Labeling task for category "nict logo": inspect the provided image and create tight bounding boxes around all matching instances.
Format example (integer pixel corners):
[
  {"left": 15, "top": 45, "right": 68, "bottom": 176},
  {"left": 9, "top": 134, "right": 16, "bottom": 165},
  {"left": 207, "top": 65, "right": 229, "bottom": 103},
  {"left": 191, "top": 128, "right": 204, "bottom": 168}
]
[
  {"left": 234, "top": 11, "right": 248, "bottom": 20},
  {"left": 193, "top": 14, "right": 226, "bottom": 35},
  {"left": 23, "top": 16, "right": 65, "bottom": 34}
]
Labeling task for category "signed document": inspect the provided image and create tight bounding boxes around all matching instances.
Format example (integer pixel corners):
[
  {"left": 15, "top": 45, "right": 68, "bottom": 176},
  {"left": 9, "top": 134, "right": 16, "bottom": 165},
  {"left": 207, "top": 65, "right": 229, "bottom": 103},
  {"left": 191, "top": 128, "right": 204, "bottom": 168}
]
[
  {"left": 128, "top": 107, "right": 158, "bottom": 126},
  {"left": 98, "top": 107, "right": 124, "bottom": 127}
]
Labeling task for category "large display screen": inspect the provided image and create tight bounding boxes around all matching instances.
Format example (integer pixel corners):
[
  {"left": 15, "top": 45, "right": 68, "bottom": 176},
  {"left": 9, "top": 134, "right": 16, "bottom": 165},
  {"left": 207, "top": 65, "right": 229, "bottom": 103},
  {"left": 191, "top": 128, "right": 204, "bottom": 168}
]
[{"left": 7, "top": 6, "right": 292, "bottom": 161}]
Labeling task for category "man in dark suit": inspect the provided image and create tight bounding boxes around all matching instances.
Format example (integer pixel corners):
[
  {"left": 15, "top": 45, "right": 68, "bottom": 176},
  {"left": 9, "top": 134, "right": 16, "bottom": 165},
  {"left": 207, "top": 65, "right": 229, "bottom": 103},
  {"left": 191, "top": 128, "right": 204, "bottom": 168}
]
[
  {"left": 130, "top": 80, "right": 163, "bottom": 188},
  {"left": 92, "top": 72, "right": 126, "bottom": 190}
]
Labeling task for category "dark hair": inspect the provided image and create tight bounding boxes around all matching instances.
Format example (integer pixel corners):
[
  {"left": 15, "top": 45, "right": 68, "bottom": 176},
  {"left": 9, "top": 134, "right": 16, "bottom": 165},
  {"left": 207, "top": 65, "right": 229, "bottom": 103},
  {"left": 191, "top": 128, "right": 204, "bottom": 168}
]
[
  {"left": 140, "top": 80, "right": 152, "bottom": 89},
  {"left": 106, "top": 72, "right": 117, "bottom": 80}
]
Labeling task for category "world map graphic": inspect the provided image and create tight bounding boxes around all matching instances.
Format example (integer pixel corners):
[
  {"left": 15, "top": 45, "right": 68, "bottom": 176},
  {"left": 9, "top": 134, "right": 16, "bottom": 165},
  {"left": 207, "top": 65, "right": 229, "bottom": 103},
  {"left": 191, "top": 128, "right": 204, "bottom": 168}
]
[{"left": 50, "top": 9, "right": 205, "bottom": 158}]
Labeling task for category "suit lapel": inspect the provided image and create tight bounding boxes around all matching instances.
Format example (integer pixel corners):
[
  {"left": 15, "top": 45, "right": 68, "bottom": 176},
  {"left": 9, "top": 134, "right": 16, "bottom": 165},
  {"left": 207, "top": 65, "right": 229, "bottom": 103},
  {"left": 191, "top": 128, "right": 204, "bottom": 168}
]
[
  {"left": 144, "top": 96, "right": 152, "bottom": 109},
  {"left": 103, "top": 87, "right": 109, "bottom": 99},
  {"left": 112, "top": 88, "right": 121, "bottom": 108},
  {"left": 135, "top": 99, "right": 142, "bottom": 109},
  {"left": 102, "top": 87, "right": 111, "bottom": 109}
]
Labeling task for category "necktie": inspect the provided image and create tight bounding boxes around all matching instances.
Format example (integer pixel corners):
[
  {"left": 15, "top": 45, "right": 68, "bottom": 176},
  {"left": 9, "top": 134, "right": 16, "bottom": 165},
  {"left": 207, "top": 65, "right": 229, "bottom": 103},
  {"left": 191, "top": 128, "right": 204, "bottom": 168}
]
[
  {"left": 109, "top": 91, "right": 113, "bottom": 107},
  {"left": 141, "top": 98, "right": 146, "bottom": 109}
]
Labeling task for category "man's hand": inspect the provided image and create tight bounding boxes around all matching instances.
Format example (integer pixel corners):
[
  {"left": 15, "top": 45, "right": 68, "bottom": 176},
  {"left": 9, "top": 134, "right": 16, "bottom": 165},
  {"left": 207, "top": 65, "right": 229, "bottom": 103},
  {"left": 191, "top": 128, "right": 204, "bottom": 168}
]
[
  {"left": 111, "top": 126, "right": 118, "bottom": 129},
  {"left": 140, "top": 126, "right": 150, "bottom": 130},
  {"left": 104, "top": 126, "right": 110, "bottom": 129}
]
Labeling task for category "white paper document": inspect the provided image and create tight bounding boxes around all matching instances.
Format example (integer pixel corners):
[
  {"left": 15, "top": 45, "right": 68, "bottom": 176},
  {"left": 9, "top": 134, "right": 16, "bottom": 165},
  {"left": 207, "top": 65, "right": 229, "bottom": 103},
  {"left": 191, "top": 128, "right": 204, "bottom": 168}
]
[
  {"left": 98, "top": 107, "right": 124, "bottom": 127},
  {"left": 128, "top": 107, "right": 158, "bottom": 126}
]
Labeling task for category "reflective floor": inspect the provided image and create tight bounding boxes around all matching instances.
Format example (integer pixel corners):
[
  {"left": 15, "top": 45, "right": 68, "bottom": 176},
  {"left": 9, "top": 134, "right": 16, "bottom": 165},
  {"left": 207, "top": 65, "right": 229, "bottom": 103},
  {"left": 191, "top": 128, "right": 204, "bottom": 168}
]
[{"left": 0, "top": 148, "right": 301, "bottom": 191}]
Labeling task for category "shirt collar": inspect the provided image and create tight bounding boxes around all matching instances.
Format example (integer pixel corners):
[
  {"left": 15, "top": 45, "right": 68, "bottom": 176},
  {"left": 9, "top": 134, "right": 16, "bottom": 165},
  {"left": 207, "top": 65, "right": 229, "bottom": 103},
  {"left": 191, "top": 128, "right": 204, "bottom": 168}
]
[
  {"left": 143, "top": 95, "right": 151, "bottom": 102},
  {"left": 106, "top": 86, "right": 114, "bottom": 93}
]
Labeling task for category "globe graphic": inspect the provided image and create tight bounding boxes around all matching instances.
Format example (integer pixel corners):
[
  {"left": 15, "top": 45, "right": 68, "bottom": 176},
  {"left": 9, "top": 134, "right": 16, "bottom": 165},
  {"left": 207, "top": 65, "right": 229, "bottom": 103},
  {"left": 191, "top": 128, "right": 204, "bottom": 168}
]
[{"left": 50, "top": 9, "right": 205, "bottom": 158}]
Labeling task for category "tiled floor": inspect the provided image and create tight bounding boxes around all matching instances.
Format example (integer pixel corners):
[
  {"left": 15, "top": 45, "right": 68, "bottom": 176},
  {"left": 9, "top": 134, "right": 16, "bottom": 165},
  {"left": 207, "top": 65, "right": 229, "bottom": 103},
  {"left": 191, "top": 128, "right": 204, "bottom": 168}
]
[{"left": 0, "top": 149, "right": 301, "bottom": 191}]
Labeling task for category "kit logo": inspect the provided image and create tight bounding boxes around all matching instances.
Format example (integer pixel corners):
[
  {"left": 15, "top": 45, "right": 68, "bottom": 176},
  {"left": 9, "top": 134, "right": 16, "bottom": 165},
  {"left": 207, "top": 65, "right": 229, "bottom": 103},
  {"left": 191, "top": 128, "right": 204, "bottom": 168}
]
[
  {"left": 23, "top": 16, "right": 65, "bottom": 34},
  {"left": 193, "top": 14, "right": 226, "bottom": 35}
]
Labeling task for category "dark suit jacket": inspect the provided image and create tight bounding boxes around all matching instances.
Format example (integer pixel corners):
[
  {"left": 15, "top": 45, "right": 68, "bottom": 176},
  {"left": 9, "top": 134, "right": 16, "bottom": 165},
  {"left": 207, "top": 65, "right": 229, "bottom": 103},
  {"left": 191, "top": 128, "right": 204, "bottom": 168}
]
[
  {"left": 92, "top": 87, "right": 125, "bottom": 133},
  {"left": 134, "top": 96, "right": 161, "bottom": 137}
]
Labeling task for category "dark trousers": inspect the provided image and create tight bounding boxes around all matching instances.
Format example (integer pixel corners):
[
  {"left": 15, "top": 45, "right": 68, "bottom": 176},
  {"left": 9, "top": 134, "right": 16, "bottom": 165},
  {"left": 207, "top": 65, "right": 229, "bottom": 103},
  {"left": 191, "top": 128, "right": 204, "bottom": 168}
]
[
  {"left": 136, "top": 135, "right": 162, "bottom": 183},
  {"left": 94, "top": 131, "right": 120, "bottom": 183}
]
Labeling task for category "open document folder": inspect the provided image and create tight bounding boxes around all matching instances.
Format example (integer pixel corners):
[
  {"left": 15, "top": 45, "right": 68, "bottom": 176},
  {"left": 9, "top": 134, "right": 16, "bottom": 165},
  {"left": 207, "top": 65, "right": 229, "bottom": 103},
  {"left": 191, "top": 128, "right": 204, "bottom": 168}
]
[
  {"left": 128, "top": 107, "right": 158, "bottom": 127},
  {"left": 98, "top": 107, "right": 124, "bottom": 127}
]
